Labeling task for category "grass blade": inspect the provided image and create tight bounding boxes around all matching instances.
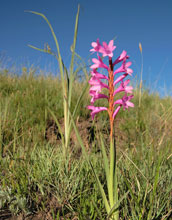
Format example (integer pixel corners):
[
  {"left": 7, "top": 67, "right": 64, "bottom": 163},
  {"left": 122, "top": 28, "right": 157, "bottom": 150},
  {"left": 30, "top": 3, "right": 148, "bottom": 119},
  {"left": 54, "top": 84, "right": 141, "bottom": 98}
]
[
  {"left": 68, "top": 5, "right": 80, "bottom": 108},
  {"left": 100, "top": 135, "right": 109, "bottom": 189},
  {"left": 25, "top": 10, "right": 64, "bottom": 82},
  {"left": 107, "top": 190, "right": 129, "bottom": 219},
  {"left": 147, "top": 157, "right": 161, "bottom": 220}
]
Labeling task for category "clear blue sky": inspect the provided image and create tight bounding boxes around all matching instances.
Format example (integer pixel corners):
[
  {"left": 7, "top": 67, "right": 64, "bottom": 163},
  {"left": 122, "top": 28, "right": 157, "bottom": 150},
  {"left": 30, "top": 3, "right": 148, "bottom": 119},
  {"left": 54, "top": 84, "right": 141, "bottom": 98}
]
[{"left": 0, "top": 0, "right": 172, "bottom": 96}]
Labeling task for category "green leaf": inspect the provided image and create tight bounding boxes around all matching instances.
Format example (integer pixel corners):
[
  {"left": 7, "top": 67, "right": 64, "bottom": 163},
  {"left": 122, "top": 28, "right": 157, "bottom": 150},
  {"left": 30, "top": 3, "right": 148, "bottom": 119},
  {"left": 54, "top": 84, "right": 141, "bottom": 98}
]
[
  {"left": 100, "top": 135, "right": 109, "bottom": 188},
  {"left": 107, "top": 190, "right": 129, "bottom": 219}
]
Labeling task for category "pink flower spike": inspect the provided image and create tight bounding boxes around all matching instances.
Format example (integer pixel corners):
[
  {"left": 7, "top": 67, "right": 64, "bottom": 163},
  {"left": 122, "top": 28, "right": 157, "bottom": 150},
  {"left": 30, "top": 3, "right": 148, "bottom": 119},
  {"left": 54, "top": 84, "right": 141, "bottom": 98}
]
[
  {"left": 90, "top": 39, "right": 103, "bottom": 53},
  {"left": 100, "top": 40, "right": 116, "bottom": 58},
  {"left": 87, "top": 106, "right": 107, "bottom": 120},
  {"left": 90, "top": 55, "right": 108, "bottom": 70},
  {"left": 88, "top": 39, "right": 134, "bottom": 121}
]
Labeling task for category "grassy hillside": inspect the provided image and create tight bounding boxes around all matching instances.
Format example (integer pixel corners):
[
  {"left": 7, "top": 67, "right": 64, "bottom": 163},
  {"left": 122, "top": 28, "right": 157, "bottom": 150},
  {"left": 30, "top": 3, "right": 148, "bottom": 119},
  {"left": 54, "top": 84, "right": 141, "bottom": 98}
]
[{"left": 0, "top": 68, "right": 172, "bottom": 220}]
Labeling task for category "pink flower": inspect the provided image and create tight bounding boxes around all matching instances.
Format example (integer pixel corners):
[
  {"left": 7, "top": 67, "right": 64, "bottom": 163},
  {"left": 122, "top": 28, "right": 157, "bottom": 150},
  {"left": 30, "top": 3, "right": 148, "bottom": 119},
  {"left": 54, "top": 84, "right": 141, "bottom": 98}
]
[
  {"left": 113, "top": 79, "right": 133, "bottom": 96},
  {"left": 89, "top": 76, "right": 109, "bottom": 104},
  {"left": 91, "top": 69, "right": 108, "bottom": 80},
  {"left": 90, "top": 39, "right": 102, "bottom": 53},
  {"left": 87, "top": 106, "right": 107, "bottom": 120},
  {"left": 100, "top": 40, "right": 116, "bottom": 58},
  {"left": 113, "top": 50, "right": 129, "bottom": 66},
  {"left": 90, "top": 55, "right": 108, "bottom": 70},
  {"left": 114, "top": 60, "right": 133, "bottom": 76},
  {"left": 89, "top": 76, "right": 109, "bottom": 90},
  {"left": 113, "top": 73, "right": 128, "bottom": 86},
  {"left": 114, "top": 94, "right": 134, "bottom": 110},
  {"left": 90, "top": 91, "right": 108, "bottom": 104}
]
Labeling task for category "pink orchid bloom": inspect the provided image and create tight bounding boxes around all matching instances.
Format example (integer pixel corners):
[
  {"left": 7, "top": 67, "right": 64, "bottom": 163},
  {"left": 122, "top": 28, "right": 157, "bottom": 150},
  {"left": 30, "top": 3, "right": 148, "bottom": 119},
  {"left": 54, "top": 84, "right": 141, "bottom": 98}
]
[
  {"left": 113, "top": 79, "right": 133, "bottom": 96},
  {"left": 114, "top": 61, "right": 133, "bottom": 76},
  {"left": 90, "top": 39, "right": 102, "bottom": 53},
  {"left": 87, "top": 106, "right": 107, "bottom": 120},
  {"left": 91, "top": 69, "right": 108, "bottom": 80},
  {"left": 113, "top": 50, "right": 129, "bottom": 66},
  {"left": 114, "top": 94, "right": 134, "bottom": 110},
  {"left": 90, "top": 90, "right": 108, "bottom": 104},
  {"left": 100, "top": 40, "right": 116, "bottom": 58},
  {"left": 89, "top": 76, "right": 109, "bottom": 89},
  {"left": 90, "top": 55, "right": 108, "bottom": 70},
  {"left": 89, "top": 76, "right": 109, "bottom": 101},
  {"left": 113, "top": 73, "right": 128, "bottom": 86}
]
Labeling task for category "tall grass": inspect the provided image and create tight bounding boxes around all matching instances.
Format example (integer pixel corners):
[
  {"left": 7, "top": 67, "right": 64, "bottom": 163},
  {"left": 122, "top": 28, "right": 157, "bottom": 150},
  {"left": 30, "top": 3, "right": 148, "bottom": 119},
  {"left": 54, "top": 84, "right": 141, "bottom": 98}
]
[{"left": 0, "top": 68, "right": 172, "bottom": 219}]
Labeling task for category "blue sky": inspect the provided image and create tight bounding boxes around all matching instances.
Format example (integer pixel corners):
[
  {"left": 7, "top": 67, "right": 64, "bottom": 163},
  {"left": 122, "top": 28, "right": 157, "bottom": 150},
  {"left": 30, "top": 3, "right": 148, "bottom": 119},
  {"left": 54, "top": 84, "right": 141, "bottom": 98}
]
[{"left": 0, "top": 0, "right": 172, "bottom": 96}]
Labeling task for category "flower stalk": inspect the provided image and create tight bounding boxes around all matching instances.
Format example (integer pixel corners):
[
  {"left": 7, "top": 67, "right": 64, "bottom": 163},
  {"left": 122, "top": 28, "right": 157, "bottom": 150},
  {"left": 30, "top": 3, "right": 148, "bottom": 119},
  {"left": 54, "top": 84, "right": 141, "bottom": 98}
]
[
  {"left": 108, "top": 57, "right": 115, "bottom": 141},
  {"left": 88, "top": 39, "right": 134, "bottom": 219}
]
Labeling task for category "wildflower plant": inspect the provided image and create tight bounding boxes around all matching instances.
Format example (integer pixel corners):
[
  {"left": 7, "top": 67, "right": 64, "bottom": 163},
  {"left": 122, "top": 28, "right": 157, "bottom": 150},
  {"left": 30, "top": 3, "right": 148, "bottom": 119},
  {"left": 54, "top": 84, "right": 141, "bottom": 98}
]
[{"left": 87, "top": 39, "right": 134, "bottom": 219}]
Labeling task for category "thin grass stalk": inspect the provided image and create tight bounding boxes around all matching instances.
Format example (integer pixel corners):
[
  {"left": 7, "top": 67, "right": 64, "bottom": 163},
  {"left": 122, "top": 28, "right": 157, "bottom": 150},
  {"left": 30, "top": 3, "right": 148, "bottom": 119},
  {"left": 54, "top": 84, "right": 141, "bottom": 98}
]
[
  {"left": 26, "top": 10, "right": 67, "bottom": 154},
  {"left": 0, "top": 102, "right": 2, "bottom": 158},
  {"left": 147, "top": 156, "right": 161, "bottom": 220},
  {"left": 65, "top": 5, "right": 80, "bottom": 149},
  {"left": 68, "top": 5, "right": 80, "bottom": 108},
  {"left": 139, "top": 42, "right": 143, "bottom": 108},
  {"left": 0, "top": 100, "right": 9, "bottom": 157},
  {"left": 26, "top": 7, "right": 82, "bottom": 155}
]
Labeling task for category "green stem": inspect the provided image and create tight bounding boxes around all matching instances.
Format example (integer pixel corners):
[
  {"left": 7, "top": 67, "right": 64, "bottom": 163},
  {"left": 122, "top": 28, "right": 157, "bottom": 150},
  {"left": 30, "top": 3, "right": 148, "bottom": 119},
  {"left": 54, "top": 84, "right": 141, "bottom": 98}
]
[{"left": 108, "top": 57, "right": 119, "bottom": 220}]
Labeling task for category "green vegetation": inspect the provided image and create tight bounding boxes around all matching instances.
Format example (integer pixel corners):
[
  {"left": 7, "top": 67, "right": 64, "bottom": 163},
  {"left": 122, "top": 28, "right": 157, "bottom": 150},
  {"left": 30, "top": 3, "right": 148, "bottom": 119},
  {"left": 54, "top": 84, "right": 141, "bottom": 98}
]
[
  {"left": 0, "top": 6, "right": 172, "bottom": 220},
  {"left": 0, "top": 68, "right": 171, "bottom": 219}
]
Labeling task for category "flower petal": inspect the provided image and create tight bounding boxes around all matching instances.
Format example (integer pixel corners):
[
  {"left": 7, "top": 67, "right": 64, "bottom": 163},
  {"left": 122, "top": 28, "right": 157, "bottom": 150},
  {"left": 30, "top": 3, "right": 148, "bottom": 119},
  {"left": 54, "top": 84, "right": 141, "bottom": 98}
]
[
  {"left": 91, "top": 70, "right": 108, "bottom": 80},
  {"left": 90, "top": 56, "right": 108, "bottom": 69},
  {"left": 114, "top": 94, "right": 134, "bottom": 110},
  {"left": 113, "top": 73, "right": 128, "bottom": 85},
  {"left": 87, "top": 106, "right": 107, "bottom": 120},
  {"left": 113, "top": 79, "right": 132, "bottom": 96},
  {"left": 89, "top": 91, "right": 108, "bottom": 104},
  {"left": 89, "top": 76, "right": 109, "bottom": 89},
  {"left": 114, "top": 60, "right": 133, "bottom": 76},
  {"left": 113, "top": 50, "right": 128, "bottom": 66},
  {"left": 113, "top": 105, "right": 121, "bottom": 119}
]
